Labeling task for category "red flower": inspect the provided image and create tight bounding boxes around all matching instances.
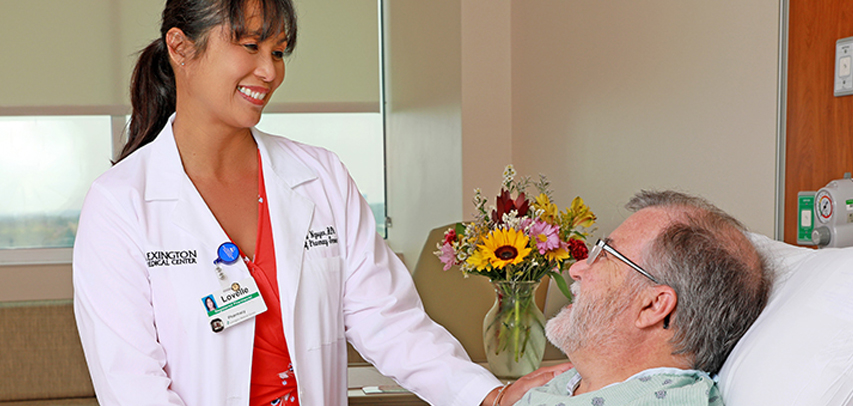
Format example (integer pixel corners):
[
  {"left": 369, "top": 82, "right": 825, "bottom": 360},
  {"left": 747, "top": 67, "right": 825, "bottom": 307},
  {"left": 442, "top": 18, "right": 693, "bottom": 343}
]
[
  {"left": 567, "top": 239, "right": 589, "bottom": 261},
  {"left": 491, "top": 189, "right": 530, "bottom": 225},
  {"left": 443, "top": 229, "right": 458, "bottom": 245}
]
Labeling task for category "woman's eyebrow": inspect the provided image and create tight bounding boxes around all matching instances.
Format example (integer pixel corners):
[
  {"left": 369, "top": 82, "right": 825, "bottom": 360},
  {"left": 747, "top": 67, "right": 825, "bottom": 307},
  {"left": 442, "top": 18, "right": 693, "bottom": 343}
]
[{"left": 246, "top": 31, "right": 288, "bottom": 45}]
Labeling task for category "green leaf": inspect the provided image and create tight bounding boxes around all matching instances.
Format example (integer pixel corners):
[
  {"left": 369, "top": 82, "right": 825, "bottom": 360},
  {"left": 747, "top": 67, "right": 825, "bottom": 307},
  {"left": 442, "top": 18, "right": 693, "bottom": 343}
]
[
  {"left": 455, "top": 222, "right": 466, "bottom": 236},
  {"left": 547, "top": 270, "right": 573, "bottom": 301}
]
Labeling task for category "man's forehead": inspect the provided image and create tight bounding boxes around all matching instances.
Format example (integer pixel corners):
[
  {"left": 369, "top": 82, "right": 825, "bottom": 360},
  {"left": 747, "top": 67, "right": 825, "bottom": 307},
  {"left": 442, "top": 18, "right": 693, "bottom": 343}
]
[{"left": 610, "top": 207, "right": 675, "bottom": 248}]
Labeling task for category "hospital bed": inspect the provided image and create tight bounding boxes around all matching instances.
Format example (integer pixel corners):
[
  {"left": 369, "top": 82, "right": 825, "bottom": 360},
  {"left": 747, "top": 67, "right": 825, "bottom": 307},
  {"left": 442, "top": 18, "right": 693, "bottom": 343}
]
[{"left": 718, "top": 233, "right": 853, "bottom": 405}]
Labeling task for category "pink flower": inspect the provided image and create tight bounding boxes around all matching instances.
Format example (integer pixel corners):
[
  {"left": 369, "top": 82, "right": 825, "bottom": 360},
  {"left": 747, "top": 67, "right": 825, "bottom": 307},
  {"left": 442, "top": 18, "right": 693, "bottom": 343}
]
[
  {"left": 529, "top": 220, "right": 561, "bottom": 255},
  {"left": 438, "top": 243, "right": 456, "bottom": 271}
]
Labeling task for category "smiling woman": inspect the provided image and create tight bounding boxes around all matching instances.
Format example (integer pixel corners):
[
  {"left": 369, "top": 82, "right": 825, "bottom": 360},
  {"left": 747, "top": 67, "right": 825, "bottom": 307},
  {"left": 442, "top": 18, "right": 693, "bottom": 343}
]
[{"left": 70, "top": 1, "right": 507, "bottom": 406}]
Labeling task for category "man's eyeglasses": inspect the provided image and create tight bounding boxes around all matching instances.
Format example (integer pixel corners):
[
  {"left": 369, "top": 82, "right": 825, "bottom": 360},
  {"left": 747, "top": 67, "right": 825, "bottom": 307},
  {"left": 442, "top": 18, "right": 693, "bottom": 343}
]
[{"left": 587, "top": 238, "right": 660, "bottom": 285}]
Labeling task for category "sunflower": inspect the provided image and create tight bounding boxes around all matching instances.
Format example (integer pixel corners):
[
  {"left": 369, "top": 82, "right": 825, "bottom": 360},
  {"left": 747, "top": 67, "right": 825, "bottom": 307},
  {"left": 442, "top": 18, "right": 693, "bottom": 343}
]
[
  {"left": 478, "top": 228, "right": 532, "bottom": 269},
  {"left": 465, "top": 247, "right": 491, "bottom": 271}
]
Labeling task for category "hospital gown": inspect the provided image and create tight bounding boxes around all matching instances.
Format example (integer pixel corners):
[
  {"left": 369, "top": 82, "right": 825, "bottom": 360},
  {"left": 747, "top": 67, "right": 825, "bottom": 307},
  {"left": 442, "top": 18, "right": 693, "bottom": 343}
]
[{"left": 514, "top": 367, "right": 723, "bottom": 406}]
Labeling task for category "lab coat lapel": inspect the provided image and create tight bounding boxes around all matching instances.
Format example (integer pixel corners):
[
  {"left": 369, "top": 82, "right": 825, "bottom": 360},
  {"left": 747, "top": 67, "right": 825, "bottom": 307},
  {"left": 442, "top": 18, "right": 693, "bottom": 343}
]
[
  {"left": 254, "top": 130, "right": 317, "bottom": 340},
  {"left": 144, "top": 117, "right": 248, "bottom": 282}
]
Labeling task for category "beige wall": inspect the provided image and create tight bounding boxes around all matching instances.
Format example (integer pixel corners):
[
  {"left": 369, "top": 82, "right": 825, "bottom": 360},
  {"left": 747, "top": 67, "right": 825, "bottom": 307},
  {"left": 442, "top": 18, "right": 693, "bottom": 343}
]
[
  {"left": 461, "top": 0, "right": 513, "bottom": 206},
  {"left": 383, "top": 0, "right": 465, "bottom": 265},
  {"left": 0, "top": 264, "right": 73, "bottom": 301},
  {"left": 508, "top": 1, "right": 780, "bottom": 242}
]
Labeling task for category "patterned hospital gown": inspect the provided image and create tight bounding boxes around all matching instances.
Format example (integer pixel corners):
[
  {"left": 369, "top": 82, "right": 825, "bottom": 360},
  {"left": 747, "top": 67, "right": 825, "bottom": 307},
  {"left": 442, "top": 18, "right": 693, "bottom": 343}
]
[{"left": 514, "top": 367, "right": 723, "bottom": 406}]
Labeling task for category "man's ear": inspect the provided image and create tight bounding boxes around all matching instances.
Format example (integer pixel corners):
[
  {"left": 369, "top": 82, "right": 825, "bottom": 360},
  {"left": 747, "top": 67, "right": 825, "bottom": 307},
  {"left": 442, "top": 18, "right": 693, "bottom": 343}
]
[
  {"left": 636, "top": 285, "right": 677, "bottom": 330},
  {"left": 165, "top": 27, "right": 191, "bottom": 67}
]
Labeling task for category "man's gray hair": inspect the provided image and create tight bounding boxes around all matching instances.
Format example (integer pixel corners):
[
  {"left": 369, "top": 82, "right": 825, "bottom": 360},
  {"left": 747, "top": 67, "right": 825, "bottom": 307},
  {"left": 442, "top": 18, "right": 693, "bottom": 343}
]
[{"left": 626, "top": 190, "right": 773, "bottom": 374}]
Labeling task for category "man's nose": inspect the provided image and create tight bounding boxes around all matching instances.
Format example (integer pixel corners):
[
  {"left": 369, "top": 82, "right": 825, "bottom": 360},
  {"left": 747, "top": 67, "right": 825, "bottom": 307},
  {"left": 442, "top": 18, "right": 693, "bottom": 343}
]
[{"left": 568, "top": 259, "right": 587, "bottom": 281}]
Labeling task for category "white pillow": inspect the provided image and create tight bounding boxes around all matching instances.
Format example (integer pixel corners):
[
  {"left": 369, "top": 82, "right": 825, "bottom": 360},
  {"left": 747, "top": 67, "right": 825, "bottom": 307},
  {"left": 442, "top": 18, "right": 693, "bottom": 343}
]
[{"left": 718, "top": 233, "right": 853, "bottom": 406}]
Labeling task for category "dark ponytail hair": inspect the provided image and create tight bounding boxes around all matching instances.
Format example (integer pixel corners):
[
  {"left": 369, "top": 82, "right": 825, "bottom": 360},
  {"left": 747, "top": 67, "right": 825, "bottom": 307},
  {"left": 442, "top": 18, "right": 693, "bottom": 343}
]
[{"left": 116, "top": 0, "right": 297, "bottom": 163}]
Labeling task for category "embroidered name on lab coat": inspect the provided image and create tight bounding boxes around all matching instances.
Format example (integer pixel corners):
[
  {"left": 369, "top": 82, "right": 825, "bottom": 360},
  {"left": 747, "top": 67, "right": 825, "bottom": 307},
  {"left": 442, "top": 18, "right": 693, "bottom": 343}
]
[
  {"left": 146, "top": 250, "right": 198, "bottom": 267},
  {"left": 304, "top": 226, "right": 338, "bottom": 250}
]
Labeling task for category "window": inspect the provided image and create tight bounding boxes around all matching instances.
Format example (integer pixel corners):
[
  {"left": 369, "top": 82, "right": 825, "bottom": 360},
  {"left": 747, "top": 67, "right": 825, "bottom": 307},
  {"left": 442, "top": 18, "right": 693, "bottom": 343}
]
[
  {"left": 0, "top": 116, "right": 113, "bottom": 264},
  {"left": 0, "top": 112, "right": 385, "bottom": 265}
]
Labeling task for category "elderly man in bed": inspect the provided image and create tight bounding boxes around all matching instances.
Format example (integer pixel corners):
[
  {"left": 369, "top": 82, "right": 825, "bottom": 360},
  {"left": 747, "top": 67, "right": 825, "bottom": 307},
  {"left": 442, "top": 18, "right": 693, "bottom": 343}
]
[{"left": 500, "top": 190, "right": 774, "bottom": 406}]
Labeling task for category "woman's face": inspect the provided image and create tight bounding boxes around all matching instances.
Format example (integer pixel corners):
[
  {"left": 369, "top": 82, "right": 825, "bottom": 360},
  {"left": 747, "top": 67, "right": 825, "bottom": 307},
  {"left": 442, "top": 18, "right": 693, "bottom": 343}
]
[{"left": 179, "top": 10, "right": 288, "bottom": 131}]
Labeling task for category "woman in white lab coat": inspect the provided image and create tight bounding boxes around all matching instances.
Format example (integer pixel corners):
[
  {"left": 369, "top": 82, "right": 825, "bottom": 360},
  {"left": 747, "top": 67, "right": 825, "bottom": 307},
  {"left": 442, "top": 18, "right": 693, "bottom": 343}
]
[{"left": 73, "top": 0, "right": 567, "bottom": 405}]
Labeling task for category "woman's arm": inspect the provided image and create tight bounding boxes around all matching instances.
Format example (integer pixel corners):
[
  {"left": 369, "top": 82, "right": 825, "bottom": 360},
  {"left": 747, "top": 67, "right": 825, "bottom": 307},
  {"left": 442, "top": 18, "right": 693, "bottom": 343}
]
[
  {"left": 73, "top": 183, "right": 185, "bottom": 405},
  {"left": 321, "top": 157, "right": 499, "bottom": 406}
]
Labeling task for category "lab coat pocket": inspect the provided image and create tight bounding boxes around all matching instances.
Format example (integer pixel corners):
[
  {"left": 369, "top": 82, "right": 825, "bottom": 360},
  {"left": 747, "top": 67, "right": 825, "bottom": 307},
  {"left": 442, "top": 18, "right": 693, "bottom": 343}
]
[{"left": 300, "top": 255, "right": 345, "bottom": 348}]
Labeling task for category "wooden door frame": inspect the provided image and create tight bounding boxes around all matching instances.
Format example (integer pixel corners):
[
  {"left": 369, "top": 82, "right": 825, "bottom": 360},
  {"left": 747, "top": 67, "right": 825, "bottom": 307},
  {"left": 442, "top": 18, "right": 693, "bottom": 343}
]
[{"left": 775, "top": 0, "right": 788, "bottom": 241}]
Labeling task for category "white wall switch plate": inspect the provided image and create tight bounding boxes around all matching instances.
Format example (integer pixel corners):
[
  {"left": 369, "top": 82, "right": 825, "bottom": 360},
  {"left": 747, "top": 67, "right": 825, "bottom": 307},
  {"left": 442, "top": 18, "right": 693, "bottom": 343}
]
[{"left": 834, "top": 36, "right": 853, "bottom": 97}]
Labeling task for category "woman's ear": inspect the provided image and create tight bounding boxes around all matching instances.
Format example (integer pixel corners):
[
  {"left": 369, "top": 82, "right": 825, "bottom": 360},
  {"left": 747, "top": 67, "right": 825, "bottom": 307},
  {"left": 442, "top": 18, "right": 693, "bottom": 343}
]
[
  {"left": 636, "top": 285, "right": 677, "bottom": 330},
  {"left": 165, "top": 27, "right": 190, "bottom": 67}
]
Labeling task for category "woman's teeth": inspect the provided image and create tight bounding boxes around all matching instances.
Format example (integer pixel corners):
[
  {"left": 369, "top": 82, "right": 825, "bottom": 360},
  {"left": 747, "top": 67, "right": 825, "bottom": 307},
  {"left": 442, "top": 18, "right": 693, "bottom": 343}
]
[{"left": 238, "top": 87, "right": 265, "bottom": 100}]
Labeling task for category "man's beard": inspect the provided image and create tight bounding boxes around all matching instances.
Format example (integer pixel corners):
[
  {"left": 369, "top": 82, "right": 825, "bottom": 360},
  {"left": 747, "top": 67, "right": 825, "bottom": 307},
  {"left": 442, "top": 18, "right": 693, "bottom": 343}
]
[{"left": 545, "top": 280, "right": 632, "bottom": 356}]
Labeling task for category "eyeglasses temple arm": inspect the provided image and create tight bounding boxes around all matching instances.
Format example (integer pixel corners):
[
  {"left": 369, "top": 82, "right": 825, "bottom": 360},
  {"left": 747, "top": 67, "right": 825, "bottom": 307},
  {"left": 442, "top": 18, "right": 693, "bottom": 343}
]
[{"left": 602, "top": 244, "right": 661, "bottom": 284}]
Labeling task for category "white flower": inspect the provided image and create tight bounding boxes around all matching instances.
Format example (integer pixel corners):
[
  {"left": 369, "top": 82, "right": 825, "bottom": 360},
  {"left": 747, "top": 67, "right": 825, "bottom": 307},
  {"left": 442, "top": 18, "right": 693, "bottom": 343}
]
[
  {"left": 503, "top": 164, "right": 516, "bottom": 179},
  {"left": 501, "top": 210, "right": 524, "bottom": 230}
]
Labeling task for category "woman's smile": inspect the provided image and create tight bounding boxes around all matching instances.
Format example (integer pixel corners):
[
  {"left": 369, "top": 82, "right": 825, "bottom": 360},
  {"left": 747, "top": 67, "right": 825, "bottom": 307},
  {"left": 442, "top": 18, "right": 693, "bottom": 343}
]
[{"left": 238, "top": 85, "right": 269, "bottom": 106}]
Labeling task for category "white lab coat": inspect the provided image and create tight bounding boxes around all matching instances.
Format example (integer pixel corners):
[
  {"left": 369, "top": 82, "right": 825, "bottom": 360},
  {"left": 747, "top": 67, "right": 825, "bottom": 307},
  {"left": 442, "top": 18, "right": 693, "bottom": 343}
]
[{"left": 73, "top": 115, "right": 500, "bottom": 406}]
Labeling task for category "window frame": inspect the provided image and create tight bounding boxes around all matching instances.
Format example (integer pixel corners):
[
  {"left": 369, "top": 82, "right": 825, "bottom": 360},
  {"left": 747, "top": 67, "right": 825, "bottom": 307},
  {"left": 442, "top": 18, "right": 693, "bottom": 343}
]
[{"left": 0, "top": 102, "right": 384, "bottom": 266}]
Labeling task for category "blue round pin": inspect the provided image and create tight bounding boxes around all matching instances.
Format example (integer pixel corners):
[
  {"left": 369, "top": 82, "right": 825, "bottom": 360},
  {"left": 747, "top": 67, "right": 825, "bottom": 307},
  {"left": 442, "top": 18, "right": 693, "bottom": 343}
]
[{"left": 217, "top": 242, "right": 240, "bottom": 264}]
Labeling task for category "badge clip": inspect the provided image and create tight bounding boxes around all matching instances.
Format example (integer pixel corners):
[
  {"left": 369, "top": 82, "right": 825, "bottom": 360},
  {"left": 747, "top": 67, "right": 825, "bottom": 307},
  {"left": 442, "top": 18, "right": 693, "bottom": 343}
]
[{"left": 213, "top": 242, "right": 240, "bottom": 282}]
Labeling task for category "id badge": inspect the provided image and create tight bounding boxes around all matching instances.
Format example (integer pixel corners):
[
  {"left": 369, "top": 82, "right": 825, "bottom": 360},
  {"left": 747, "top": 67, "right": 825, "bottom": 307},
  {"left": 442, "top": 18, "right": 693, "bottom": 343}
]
[{"left": 201, "top": 276, "right": 267, "bottom": 333}]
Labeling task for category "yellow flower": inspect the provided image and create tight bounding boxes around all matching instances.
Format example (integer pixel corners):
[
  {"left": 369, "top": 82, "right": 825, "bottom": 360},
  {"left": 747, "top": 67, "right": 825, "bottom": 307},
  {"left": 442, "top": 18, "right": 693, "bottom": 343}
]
[
  {"left": 544, "top": 246, "right": 570, "bottom": 262},
  {"left": 480, "top": 228, "right": 532, "bottom": 269},
  {"left": 569, "top": 196, "right": 596, "bottom": 228},
  {"left": 466, "top": 247, "right": 491, "bottom": 270},
  {"left": 533, "top": 193, "right": 559, "bottom": 223}
]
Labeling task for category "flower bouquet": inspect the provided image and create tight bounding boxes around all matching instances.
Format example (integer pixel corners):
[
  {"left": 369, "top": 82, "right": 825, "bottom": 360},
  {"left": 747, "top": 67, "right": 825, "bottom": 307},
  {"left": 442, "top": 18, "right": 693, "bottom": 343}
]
[{"left": 435, "top": 165, "right": 595, "bottom": 378}]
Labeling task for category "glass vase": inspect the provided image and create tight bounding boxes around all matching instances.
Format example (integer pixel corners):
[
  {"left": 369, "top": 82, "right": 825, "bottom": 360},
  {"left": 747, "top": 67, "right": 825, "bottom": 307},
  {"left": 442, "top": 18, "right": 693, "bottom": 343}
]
[{"left": 483, "top": 280, "right": 546, "bottom": 379}]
